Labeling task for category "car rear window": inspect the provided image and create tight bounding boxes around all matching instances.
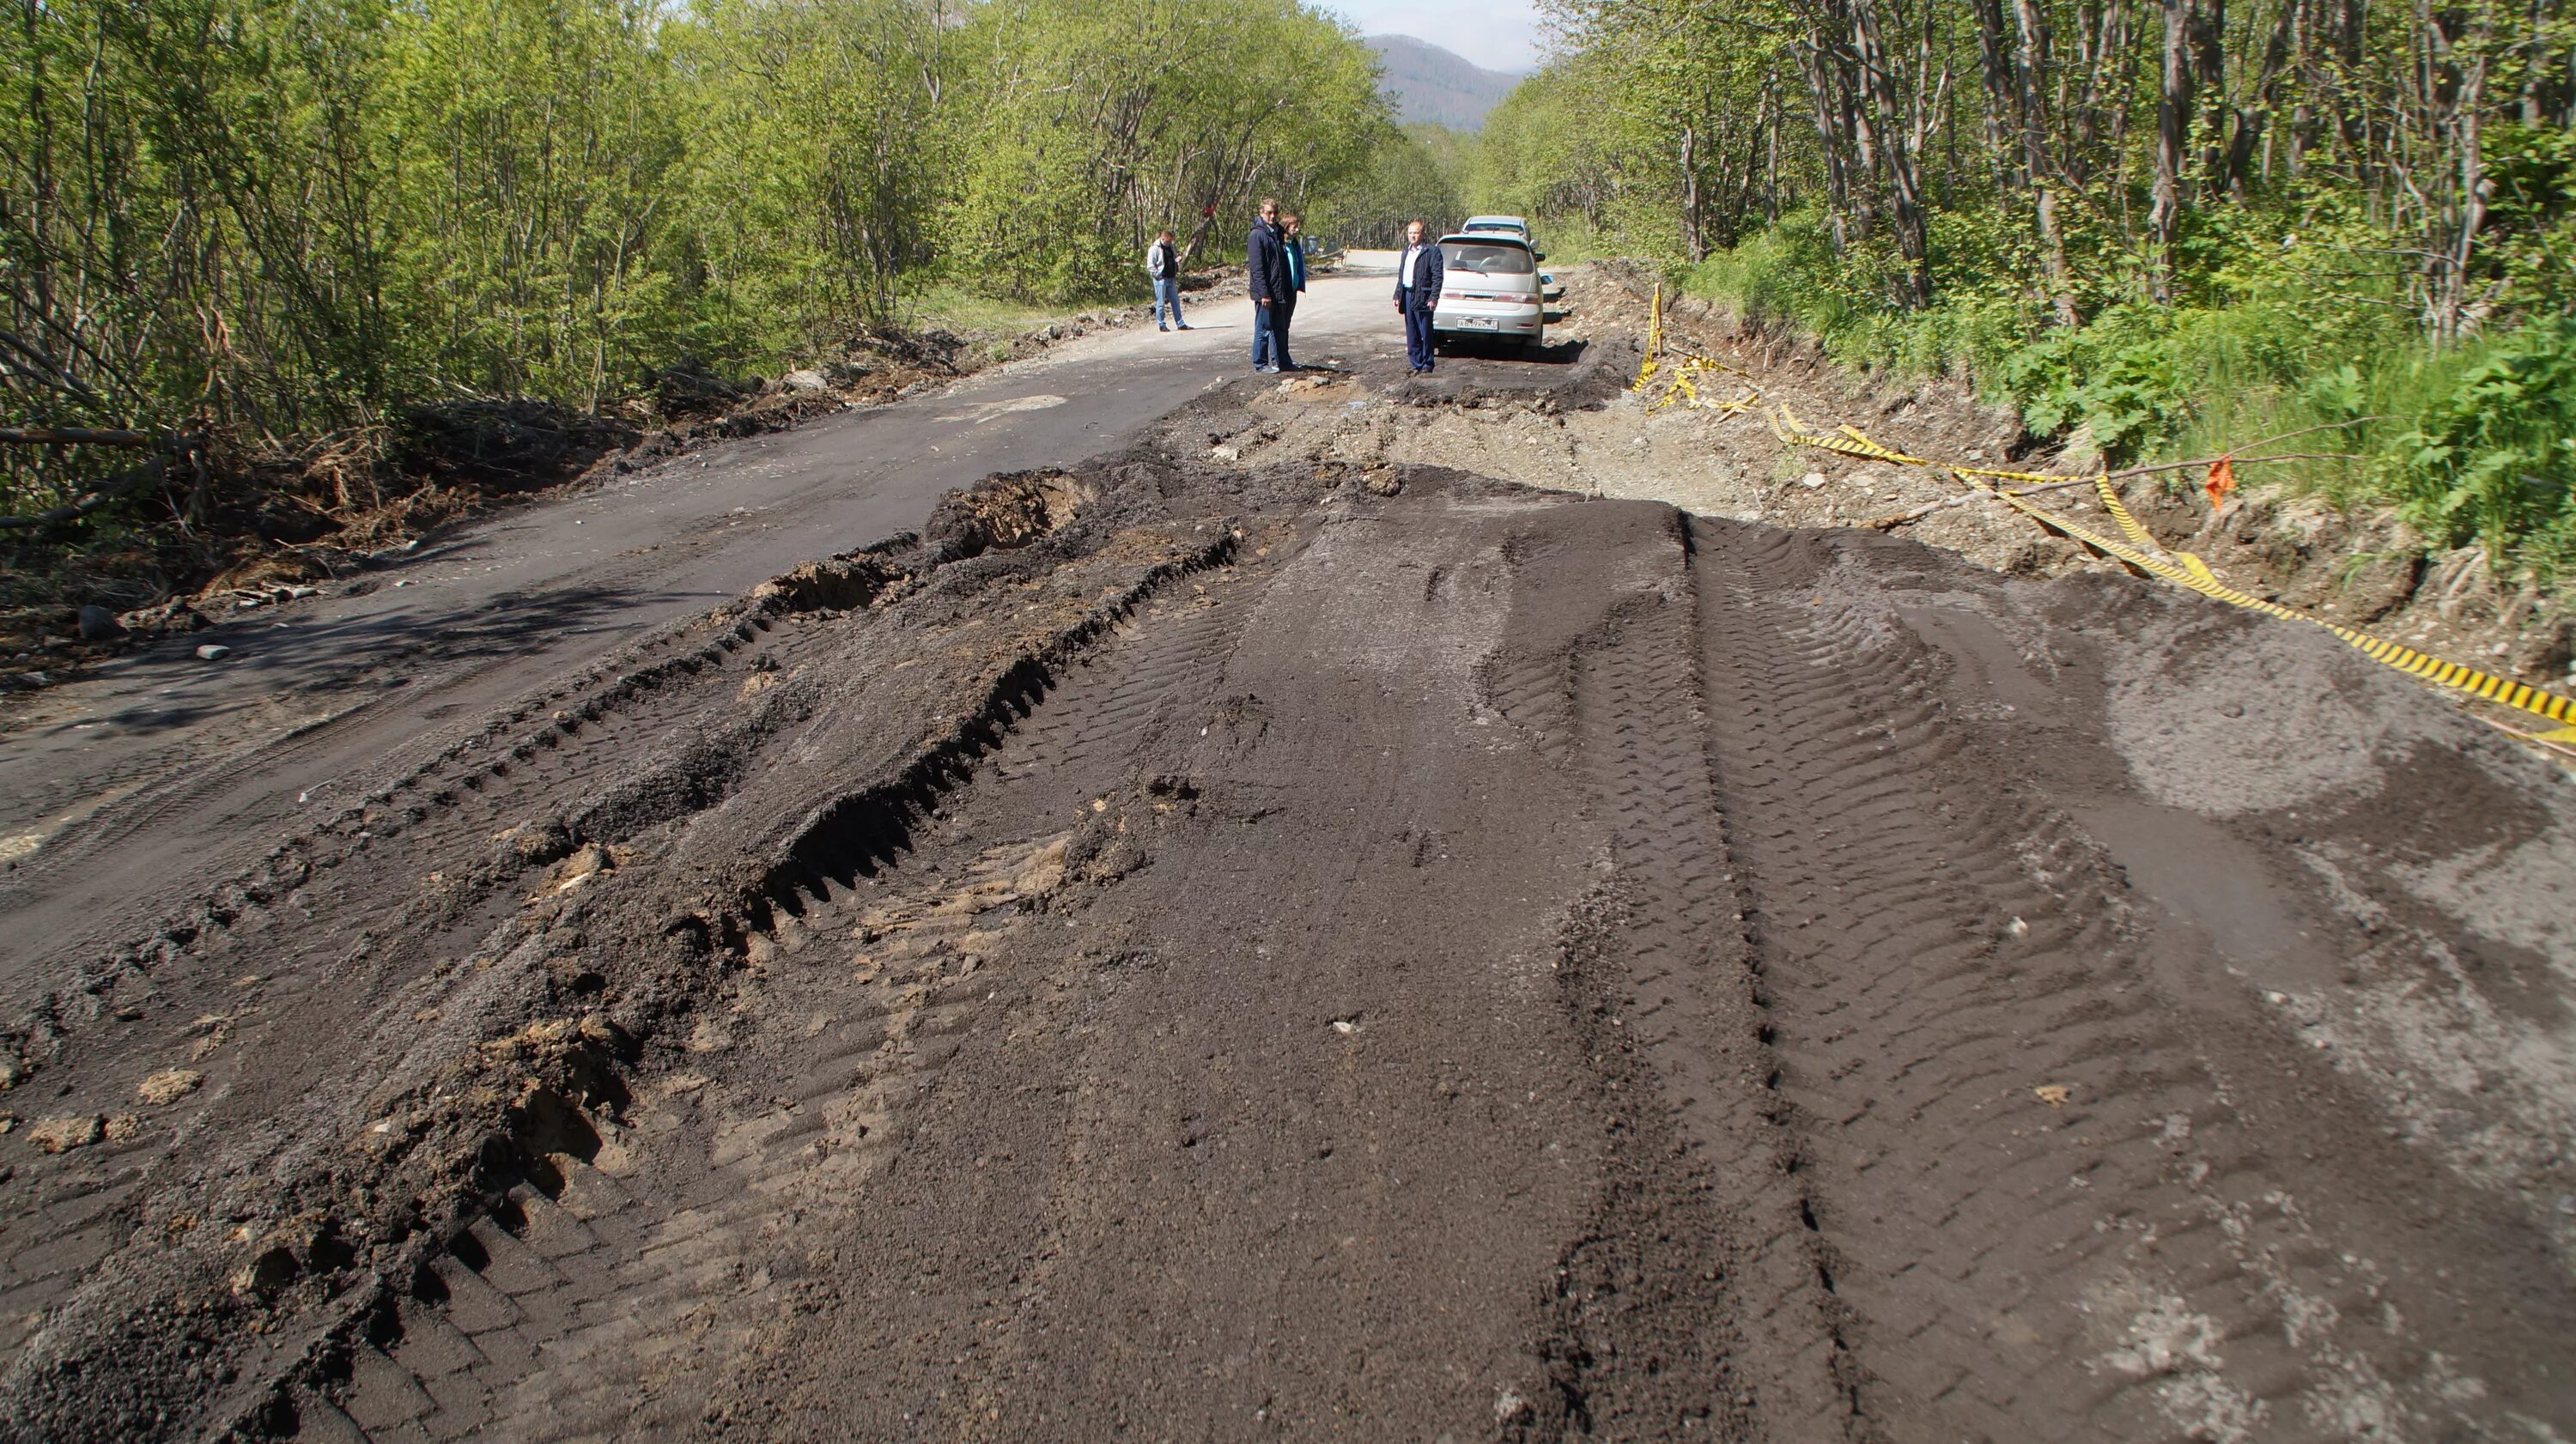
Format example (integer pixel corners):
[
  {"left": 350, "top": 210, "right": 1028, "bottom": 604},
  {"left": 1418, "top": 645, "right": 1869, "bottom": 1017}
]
[{"left": 1442, "top": 242, "right": 1534, "bottom": 275}]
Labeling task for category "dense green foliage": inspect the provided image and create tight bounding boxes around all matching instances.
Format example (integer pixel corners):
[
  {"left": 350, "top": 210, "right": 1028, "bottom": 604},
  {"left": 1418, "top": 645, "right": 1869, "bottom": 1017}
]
[
  {"left": 1318, "top": 124, "right": 1468, "bottom": 247},
  {"left": 1, "top": 0, "right": 1387, "bottom": 511},
  {"left": 1479, "top": 0, "right": 2576, "bottom": 579}
]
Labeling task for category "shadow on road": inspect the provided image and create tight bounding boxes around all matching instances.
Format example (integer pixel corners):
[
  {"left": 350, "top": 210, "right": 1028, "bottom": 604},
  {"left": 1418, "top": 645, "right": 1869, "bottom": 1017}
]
[
  {"left": 76, "top": 581, "right": 699, "bottom": 740},
  {"left": 1434, "top": 336, "right": 1590, "bottom": 367}
]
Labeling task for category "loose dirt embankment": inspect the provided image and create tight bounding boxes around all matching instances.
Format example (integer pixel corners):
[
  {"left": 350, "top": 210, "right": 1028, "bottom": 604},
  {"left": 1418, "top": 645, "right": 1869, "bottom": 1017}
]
[
  {"left": 3, "top": 289, "right": 2574, "bottom": 1441},
  {"left": 1221, "top": 264, "right": 2576, "bottom": 706},
  {"left": 1, "top": 300, "right": 1175, "bottom": 698}
]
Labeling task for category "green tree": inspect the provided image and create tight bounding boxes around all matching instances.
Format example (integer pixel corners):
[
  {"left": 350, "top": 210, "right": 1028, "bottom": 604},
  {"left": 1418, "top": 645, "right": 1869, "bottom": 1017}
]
[
  {"left": 374, "top": 0, "right": 686, "bottom": 408},
  {"left": 3, "top": 0, "right": 1404, "bottom": 521},
  {"left": 943, "top": 0, "right": 1387, "bottom": 297},
  {"left": 1321, "top": 124, "right": 1467, "bottom": 247}
]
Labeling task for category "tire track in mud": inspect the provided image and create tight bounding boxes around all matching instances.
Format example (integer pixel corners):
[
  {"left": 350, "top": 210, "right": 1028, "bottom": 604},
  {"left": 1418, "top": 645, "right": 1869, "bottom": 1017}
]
[
  {"left": 0, "top": 537, "right": 950, "bottom": 1375},
  {"left": 299, "top": 829, "right": 1079, "bottom": 1444},
  {"left": 1681, "top": 519, "right": 2541, "bottom": 1441},
  {"left": 13, "top": 595, "right": 783, "bottom": 1035},
  {"left": 15, "top": 410, "right": 2576, "bottom": 1441},
  {"left": 1, "top": 475, "right": 1236, "bottom": 1439},
  {"left": 0, "top": 588, "right": 818, "bottom": 1367},
  {"left": 1471, "top": 501, "right": 1840, "bottom": 1441},
  {"left": 269, "top": 537, "right": 1266, "bottom": 1442},
  {"left": 1564, "top": 530, "right": 1856, "bottom": 1444}
]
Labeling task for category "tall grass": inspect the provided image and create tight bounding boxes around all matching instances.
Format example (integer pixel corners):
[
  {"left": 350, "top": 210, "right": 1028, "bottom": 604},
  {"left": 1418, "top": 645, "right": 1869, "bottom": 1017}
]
[{"left": 1680, "top": 215, "right": 2576, "bottom": 585}]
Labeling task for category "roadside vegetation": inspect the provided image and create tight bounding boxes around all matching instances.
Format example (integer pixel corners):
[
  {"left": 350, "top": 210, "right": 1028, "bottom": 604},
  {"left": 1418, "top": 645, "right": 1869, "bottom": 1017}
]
[
  {"left": 1473, "top": 0, "right": 2576, "bottom": 590},
  {"left": 1325, "top": 124, "right": 1472, "bottom": 248},
  {"left": 0, "top": 0, "right": 1388, "bottom": 542}
]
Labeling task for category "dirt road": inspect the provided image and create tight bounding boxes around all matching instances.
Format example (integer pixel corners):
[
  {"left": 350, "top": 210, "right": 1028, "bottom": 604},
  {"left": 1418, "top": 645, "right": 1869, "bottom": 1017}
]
[
  {"left": 0, "top": 270, "right": 1522, "bottom": 992},
  {"left": 4, "top": 268, "right": 2573, "bottom": 1442}
]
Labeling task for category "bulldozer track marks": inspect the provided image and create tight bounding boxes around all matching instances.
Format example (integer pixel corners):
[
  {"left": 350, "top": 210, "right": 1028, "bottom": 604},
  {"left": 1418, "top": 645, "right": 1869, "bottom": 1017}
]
[
  {"left": 0, "top": 608, "right": 792, "bottom": 1367},
  {"left": 277, "top": 543, "right": 1260, "bottom": 1441},
  {"left": 9, "top": 456, "right": 2570, "bottom": 1441},
  {"left": 306, "top": 830, "right": 1072, "bottom": 1444},
  {"left": 1680, "top": 519, "right": 2527, "bottom": 1441}
]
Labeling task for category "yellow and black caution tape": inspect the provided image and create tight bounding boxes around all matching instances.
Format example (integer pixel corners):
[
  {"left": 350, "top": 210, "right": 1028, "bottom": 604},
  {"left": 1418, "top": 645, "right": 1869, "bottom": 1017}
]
[
  {"left": 1629, "top": 284, "right": 1761, "bottom": 416},
  {"left": 1771, "top": 412, "right": 2576, "bottom": 740}
]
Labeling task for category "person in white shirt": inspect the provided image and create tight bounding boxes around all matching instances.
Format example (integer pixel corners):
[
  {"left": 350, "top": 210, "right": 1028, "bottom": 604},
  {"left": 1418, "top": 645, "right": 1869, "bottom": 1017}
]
[{"left": 1393, "top": 220, "right": 1446, "bottom": 373}]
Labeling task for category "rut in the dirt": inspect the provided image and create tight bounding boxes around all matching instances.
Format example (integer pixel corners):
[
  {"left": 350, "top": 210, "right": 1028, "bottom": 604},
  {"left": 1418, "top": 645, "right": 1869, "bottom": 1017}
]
[{"left": 4, "top": 373, "right": 2574, "bottom": 1443}]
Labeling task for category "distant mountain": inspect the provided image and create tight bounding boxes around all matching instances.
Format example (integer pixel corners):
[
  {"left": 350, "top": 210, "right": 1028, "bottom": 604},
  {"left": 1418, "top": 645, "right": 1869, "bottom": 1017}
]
[{"left": 1366, "top": 34, "right": 1523, "bottom": 132}]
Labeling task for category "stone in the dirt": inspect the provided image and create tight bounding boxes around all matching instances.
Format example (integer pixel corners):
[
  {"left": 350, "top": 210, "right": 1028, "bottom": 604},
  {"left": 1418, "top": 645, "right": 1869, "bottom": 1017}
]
[
  {"left": 540, "top": 841, "right": 615, "bottom": 895},
  {"left": 1012, "top": 838, "right": 1069, "bottom": 897},
  {"left": 76, "top": 604, "right": 125, "bottom": 641},
  {"left": 29, "top": 1114, "right": 102, "bottom": 1153},
  {"left": 2333, "top": 552, "right": 2423, "bottom": 623},
  {"left": 1801, "top": 472, "right": 1827, "bottom": 489},
  {"left": 231, "top": 1245, "right": 300, "bottom": 1299},
  {"left": 493, "top": 821, "right": 574, "bottom": 867},
  {"left": 196, "top": 644, "right": 232, "bottom": 661},
  {"left": 2508, "top": 610, "right": 2576, "bottom": 678},
  {"left": 137, "top": 1069, "right": 204, "bottom": 1106},
  {"left": 1363, "top": 467, "right": 1402, "bottom": 497},
  {"left": 781, "top": 368, "right": 829, "bottom": 392}
]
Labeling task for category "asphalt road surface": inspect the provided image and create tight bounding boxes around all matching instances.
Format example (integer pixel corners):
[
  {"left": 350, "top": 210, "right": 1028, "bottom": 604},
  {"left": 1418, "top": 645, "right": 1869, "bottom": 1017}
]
[
  {"left": 0, "top": 265, "right": 1474, "bottom": 999},
  {"left": 4, "top": 268, "right": 2573, "bottom": 1443}
]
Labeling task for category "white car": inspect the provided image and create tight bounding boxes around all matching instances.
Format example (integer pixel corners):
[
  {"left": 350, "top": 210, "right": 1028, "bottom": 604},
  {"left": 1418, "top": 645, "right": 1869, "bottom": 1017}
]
[
  {"left": 1434, "top": 233, "right": 1546, "bottom": 352},
  {"left": 1460, "top": 215, "right": 1561, "bottom": 305}
]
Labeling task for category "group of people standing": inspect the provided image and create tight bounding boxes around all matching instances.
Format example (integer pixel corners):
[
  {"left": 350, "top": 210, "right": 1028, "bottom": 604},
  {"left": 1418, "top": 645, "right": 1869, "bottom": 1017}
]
[
  {"left": 1145, "top": 197, "right": 1310, "bottom": 371},
  {"left": 1145, "top": 198, "right": 1308, "bottom": 370},
  {"left": 1143, "top": 200, "right": 1444, "bottom": 374}
]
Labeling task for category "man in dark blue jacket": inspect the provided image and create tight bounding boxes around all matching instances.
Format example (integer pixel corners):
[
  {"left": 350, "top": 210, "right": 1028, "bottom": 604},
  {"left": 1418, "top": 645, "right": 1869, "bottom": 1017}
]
[
  {"left": 1394, "top": 219, "right": 1445, "bottom": 373},
  {"left": 1247, "top": 197, "right": 1297, "bottom": 373}
]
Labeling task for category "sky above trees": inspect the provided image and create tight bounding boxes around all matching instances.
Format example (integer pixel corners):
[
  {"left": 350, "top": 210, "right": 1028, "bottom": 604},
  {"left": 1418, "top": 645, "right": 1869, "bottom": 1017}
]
[{"left": 1326, "top": 0, "right": 1540, "bottom": 72}]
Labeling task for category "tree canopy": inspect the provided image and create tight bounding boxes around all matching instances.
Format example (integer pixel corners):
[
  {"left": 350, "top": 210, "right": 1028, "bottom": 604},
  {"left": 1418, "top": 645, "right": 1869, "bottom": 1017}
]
[
  {"left": 1477, "top": 0, "right": 2576, "bottom": 578},
  {"left": 1, "top": 0, "right": 1388, "bottom": 482}
]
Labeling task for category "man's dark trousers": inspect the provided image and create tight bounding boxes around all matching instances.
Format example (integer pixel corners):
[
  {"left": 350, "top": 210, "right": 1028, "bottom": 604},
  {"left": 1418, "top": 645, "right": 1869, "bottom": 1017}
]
[
  {"left": 1255, "top": 298, "right": 1297, "bottom": 370},
  {"left": 1400, "top": 289, "right": 1436, "bottom": 369}
]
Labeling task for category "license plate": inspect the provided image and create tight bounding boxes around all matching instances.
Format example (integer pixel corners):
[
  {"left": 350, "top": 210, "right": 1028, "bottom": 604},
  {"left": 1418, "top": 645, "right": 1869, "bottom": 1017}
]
[{"left": 1455, "top": 316, "right": 1495, "bottom": 329}]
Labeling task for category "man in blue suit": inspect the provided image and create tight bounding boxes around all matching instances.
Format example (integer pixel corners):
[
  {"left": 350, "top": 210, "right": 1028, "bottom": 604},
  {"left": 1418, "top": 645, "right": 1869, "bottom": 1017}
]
[{"left": 1394, "top": 219, "right": 1444, "bottom": 373}]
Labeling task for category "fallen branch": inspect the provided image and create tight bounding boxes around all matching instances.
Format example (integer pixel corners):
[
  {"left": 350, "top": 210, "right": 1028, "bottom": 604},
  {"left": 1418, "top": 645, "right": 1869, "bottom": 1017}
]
[
  {"left": 0, "top": 426, "right": 185, "bottom": 449},
  {"left": 2471, "top": 712, "right": 2576, "bottom": 766},
  {"left": 0, "top": 454, "right": 171, "bottom": 530}
]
